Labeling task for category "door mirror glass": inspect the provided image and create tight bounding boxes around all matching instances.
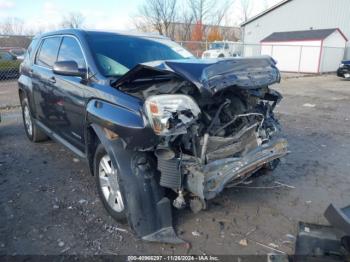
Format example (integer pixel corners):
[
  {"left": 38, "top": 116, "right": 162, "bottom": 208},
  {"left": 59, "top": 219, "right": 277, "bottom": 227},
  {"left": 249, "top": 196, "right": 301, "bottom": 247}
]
[{"left": 53, "top": 61, "right": 85, "bottom": 78}]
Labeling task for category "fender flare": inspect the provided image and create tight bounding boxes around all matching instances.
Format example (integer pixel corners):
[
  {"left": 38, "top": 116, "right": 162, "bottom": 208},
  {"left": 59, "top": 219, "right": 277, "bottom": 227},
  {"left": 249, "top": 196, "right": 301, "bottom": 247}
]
[{"left": 91, "top": 124, "right": 184, "bottom": 244}]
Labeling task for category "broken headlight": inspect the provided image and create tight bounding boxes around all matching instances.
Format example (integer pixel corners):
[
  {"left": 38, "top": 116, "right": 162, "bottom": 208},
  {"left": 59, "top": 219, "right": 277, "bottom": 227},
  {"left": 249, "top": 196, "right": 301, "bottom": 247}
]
[{"left": 145, "top": 94, "right": 200, "bottom": 136}]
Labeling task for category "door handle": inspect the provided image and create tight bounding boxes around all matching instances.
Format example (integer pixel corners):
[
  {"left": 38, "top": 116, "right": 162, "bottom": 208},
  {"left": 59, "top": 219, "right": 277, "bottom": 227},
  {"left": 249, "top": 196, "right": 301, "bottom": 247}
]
[{"left": 48, "top": 76, "right": 56, "bottom": 84}]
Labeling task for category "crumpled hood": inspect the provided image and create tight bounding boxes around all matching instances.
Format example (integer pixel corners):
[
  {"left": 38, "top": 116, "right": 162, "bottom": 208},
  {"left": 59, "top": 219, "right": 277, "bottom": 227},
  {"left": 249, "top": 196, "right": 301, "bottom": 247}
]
[{"left": 115, "top": 56, "right": 280, "bottom": 96}]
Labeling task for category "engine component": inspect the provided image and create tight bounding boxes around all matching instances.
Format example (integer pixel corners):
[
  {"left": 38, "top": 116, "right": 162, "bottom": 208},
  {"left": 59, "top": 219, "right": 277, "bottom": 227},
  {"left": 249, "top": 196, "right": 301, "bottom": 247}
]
[
  {"left": 199, "top": 123, "right": 259, "bottom": 162},
  {"left": 200, "top": 133, "right": 209, "bottom": 164},
  {"left": 189, "top": 197, "right": 206, "bottom": 213},
  {"left": 173, "top": 190, "right": 186, "bottom": 209},
  {"left": 157, "top": 157, "right": 182, "bottom": 189},
  {"left": 155, "top": 148, "right": 176, "bottom": 160}
]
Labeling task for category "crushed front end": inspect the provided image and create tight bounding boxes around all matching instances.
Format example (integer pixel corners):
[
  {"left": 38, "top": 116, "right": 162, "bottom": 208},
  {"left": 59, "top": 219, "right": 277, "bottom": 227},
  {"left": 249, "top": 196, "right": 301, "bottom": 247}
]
[{"left": 116, "top": 56, "right": 288, "bottom": 212}]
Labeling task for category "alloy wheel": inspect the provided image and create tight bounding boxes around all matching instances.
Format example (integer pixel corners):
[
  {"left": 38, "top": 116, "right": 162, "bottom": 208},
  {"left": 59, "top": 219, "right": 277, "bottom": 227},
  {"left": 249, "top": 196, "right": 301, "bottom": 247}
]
[
  {"left": 98, "top": 155, "right": 125, "bottom": 212},
  {"left": 23, "top": 105, "right": 33, "bottom": 137}
]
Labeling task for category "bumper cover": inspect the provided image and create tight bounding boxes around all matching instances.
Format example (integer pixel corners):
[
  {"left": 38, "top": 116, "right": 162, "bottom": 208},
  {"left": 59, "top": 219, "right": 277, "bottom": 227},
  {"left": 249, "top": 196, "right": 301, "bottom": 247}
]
[{"left": 185, "top": 138, "right": 288, "bottom": 200}]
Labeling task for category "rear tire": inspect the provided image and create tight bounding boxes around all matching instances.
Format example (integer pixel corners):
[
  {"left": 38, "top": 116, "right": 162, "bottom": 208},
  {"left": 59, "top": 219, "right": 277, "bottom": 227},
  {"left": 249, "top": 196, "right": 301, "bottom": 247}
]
[
  {"left": 94, "top": 143, "right": 127, "bottom": 223},
  {"left": 21, "top": 97, "right": 48, "bottom": 142}
]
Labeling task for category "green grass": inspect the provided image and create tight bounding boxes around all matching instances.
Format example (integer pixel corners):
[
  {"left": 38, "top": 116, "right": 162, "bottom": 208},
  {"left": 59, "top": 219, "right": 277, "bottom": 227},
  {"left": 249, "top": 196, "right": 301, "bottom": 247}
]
[{"left": 0, "top": 60, "right": 21, "bottom": 71}]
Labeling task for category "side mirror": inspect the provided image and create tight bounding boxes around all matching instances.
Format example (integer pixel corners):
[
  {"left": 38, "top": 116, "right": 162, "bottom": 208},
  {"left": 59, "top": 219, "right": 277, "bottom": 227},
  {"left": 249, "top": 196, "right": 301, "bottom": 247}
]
[{"left": 53, "top": 61, "right": 86, "bottom": 78}]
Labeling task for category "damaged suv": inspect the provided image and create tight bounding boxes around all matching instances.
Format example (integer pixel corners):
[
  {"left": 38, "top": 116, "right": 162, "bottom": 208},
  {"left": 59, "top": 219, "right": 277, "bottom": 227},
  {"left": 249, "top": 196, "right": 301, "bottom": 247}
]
[{"left": 19, "top": 29, "right": 288, "bottom": 243}]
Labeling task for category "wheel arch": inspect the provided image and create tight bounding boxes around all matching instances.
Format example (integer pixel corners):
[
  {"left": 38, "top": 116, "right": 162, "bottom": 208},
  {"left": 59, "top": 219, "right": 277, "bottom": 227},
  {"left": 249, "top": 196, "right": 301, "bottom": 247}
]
[
  {"left": 18, "top": 88, "right": 25, "bottom": 102},
  {"left": 88, "top": 123, "right": 183, "bottom": 244},
  {"left": 85, "top": 125, "right": 100, "bottom": 175}
]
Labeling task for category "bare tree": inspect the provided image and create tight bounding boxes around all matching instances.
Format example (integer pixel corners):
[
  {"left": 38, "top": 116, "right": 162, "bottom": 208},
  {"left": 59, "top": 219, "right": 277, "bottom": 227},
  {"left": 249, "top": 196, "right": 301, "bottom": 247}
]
[
  {"left": 211, "top": 0, "right": 233, "bottom": 26},
  {"left": 187, "top": 0, "right": 233, "bottom": 25},
  {"left": 179, "top": 11, "right": 194, "bottom": 41},
  {"left": 60, "top": 12, "right": 85, "bottom": 29},
  {"left": 240, "top": 0, "right": 253, "bottom": 22},
  {"left": 135, "top": 0, "right": 177, "bottom": 38},
  {"left": 0, "top": 17, "right": 24, "bottom": 35},
  {"left": 187, "top": 0, "right": 216, "bottom": 24}
]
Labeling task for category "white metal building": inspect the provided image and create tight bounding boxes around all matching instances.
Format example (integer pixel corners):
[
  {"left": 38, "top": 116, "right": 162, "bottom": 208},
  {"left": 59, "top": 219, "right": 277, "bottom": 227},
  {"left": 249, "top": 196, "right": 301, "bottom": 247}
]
[
  {"left": 260, "top": 28, "right": 347, "bottom": 73},
  {"left": 241, "top": 0, "right": 350, "bottom": 61}
]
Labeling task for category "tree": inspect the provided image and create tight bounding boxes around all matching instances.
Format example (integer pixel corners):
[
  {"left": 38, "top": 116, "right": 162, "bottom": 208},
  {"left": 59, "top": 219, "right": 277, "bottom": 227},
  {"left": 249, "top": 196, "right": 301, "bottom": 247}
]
[
  {"left": 60, "top": 12, "right": 85, "bottom": 29},
  {"left": 135, "top": 0, "right": 177, "bottom": 38},
  {"left": 178, "top": 11, "right": 194, "bottom": 41},
  {"left": 188, "top": 0, "right": 232, "bottom": 25},
  {"left": 188, "top": 0, "right": 215, "bottom": 24},
  {"left": 240, "top": 0, "right": 253, "bottom": 22},
  {"left": 191, "top": 21, "right": 203, "bottom": 41},
  {"left": 0, "top": 17, "right": 24, "bottom": 35},
  {"left": 207, "top": 27, "right": 223, "bottom": 42}
]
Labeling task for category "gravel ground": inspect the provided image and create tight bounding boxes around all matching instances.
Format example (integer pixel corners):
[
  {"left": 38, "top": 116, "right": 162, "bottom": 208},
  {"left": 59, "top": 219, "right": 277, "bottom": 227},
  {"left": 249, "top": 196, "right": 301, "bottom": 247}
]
[{"left": 0, "top": 75, "right": 350, "bottom": 255}]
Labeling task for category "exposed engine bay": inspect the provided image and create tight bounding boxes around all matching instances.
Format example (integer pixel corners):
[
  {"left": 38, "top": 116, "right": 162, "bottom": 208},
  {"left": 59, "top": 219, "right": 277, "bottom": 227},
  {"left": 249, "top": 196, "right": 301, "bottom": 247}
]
[{"left": 116, "top": 56, "right": 289, "bottom": 213}]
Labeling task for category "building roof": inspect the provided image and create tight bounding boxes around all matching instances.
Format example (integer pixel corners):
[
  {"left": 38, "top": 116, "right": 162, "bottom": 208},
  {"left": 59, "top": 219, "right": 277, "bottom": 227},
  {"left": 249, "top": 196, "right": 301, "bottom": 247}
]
[
  {"left": 241, "top": 0, "right": 292, "bottom": 26},
  {"left": 261, "top": 28, "right": 348, "bottom": 42},
  {"left": 0, "top": 35, "right": 33, "bottom": 49}
]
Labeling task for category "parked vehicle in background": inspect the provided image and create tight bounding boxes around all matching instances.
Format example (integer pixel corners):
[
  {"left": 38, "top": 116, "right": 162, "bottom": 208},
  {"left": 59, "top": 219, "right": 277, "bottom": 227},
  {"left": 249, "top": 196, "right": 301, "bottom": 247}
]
[
  {"left": 337, "top": 60, "right": 350, "bottom": 79},
  {"left": 19, "top": 29, "right": 287, "bottom": 244},
  {"left": 1, "top": 47, "right": 26, "bottom": 60},
  {"left": 202, "top": 41, "right": 242, "bottom": 58},
  {"left": 0, "top": 49, "right": 21, "bottom": 80}
]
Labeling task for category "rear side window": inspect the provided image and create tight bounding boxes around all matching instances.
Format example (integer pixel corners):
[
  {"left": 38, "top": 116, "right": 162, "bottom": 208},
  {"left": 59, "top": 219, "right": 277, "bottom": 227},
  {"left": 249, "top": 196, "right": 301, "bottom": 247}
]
[
  {"left": 36, "top": 37, "right": 61, "bottom": 68},
  {"left": 57, "top": 37, "right": 86, "bottom": 69}
]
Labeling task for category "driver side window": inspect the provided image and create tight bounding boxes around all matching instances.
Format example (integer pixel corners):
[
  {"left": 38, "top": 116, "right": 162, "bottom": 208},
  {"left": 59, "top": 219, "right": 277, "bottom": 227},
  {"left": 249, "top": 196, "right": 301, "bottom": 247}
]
[{"left": 57, "top": 36, "right": 86, "bottom": 69}]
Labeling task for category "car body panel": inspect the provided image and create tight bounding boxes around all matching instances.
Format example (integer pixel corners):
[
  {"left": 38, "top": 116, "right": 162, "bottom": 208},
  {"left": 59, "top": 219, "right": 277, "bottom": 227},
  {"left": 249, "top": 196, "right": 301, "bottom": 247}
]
[
  {"left": 116, "top": 56, "right": 280, "bottom": 97},
  {"left": 86, "top": 98, "right": 159, "bottom": 149}
]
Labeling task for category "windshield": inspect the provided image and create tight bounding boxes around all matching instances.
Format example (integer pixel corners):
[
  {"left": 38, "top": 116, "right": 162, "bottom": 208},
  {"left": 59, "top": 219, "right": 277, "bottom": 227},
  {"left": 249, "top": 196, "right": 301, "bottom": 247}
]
[
  {"left": 209, "top": 43, "right": 229, "bottom": 50},
  {"left": 86, "top": 33, "right": 194, "bottom": 77}
]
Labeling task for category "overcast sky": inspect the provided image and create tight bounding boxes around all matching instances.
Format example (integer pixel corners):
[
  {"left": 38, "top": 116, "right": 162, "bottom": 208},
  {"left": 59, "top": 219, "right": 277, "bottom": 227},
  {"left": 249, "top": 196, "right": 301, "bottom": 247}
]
[{"left": 0, "top": 0, "right": 282, "bottom": 32}]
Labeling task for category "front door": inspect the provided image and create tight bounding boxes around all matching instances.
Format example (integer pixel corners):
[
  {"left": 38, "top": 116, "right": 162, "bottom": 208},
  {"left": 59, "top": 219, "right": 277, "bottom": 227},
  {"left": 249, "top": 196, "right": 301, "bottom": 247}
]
[{"left": 52, "top": 36, "right": 88, "bottom": 151}]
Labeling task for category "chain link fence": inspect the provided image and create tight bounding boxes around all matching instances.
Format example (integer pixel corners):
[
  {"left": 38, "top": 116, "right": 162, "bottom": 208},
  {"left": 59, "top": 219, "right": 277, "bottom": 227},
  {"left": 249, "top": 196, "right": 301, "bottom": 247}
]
[
  {"left": 0, "top": 35, "right": 32, "bottom": 110},
  {"left": 177, "top": 41, "right": 346, "bottom": 74}
]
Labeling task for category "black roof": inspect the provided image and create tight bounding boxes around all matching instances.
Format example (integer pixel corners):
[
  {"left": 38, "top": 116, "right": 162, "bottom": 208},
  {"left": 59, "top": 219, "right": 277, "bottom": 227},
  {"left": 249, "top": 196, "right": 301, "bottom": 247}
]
[
  {"left": 241, "top": 0, "right": 292, "bottom": 26},
  {"left": 38, "top": 29, "right": 168, "bottom": 40},
  {"left": 261, "top": 28, "right": 342, "bottom": 42}
]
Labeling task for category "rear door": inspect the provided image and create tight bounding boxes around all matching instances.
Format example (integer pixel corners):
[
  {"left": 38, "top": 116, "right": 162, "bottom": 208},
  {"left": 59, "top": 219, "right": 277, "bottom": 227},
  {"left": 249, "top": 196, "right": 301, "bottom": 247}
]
[{"left": 32, "top": 36, "right": 62, "bottom": 128}]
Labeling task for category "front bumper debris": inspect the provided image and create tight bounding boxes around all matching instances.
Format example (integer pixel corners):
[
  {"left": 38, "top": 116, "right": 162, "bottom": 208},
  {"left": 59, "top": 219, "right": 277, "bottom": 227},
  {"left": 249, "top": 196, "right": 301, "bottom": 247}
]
[{"left": 185, "top": 138, "right": 289, "bottom": 200}]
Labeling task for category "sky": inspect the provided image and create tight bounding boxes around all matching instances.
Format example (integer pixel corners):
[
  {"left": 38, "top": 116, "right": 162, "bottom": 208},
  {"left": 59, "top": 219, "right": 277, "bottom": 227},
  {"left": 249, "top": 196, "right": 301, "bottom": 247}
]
[{"left": 0, "top": 0, "right": 282, "bottom": 33}]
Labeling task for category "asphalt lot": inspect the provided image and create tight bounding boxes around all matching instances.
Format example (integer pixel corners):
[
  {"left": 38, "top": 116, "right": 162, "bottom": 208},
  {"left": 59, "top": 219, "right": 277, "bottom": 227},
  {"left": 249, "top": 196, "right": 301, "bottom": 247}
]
[{"left": 1, "top": 75, "right": 350, "bottom": 255}]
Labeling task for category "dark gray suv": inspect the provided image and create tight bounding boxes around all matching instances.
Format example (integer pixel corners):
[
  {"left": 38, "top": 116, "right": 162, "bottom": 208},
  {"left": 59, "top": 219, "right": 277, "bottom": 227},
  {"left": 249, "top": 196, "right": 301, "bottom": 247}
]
[{"left": 18, "top": 29, "right": 288, "bottom": 243}]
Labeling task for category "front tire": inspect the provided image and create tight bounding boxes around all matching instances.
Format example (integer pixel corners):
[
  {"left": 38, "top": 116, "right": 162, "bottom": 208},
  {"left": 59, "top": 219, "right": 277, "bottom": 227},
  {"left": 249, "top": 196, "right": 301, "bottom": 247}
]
[
  {"left": 21, "top": 97, "right": 48, "bottom": 142},
  {"left": 94, "top": 143, "right": 127, "bottom": 222}
]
